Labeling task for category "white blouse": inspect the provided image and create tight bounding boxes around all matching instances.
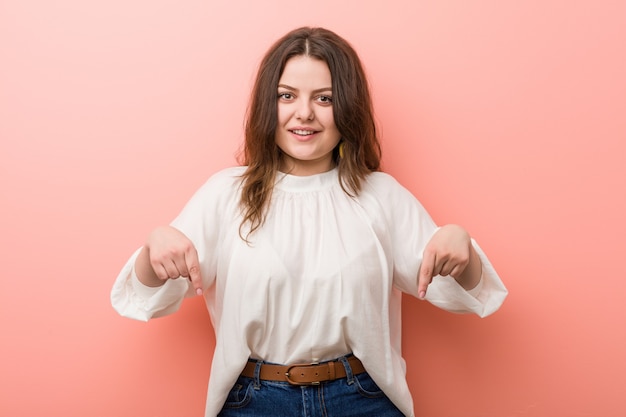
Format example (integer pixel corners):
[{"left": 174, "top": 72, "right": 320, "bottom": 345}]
[{"left": 111, "top": 166, "right": 507, "bottom": 417}]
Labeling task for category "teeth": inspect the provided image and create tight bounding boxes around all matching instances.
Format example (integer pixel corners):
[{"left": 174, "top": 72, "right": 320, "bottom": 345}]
[{"left": 292, "top": 129, "right": 315, "bottom": 136}]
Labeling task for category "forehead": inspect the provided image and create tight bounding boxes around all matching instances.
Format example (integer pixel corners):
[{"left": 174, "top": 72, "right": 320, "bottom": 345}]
[{"left": 278, "top": 55, "right": 332, "bottom": 88}]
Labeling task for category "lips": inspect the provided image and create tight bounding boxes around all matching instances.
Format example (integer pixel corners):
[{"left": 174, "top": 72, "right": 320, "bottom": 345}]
[{"left": 289, "top": 128, "right": 318, "bottom": 137}]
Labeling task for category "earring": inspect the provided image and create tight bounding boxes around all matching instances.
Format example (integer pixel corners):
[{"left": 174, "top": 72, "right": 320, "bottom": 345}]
[{"left": 339, "top": 142, "right": 345, "bottom": 158}]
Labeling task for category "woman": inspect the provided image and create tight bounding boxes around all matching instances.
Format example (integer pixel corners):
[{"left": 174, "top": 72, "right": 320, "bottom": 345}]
[{"left": 111, "top": 26, "right": 507, "bottom": 417}]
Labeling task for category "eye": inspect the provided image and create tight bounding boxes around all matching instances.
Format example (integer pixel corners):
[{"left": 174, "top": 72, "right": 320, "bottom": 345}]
[
  {"left": 278, "top": 92, "right": 294, "bottom": 100},
  {"left": 316, "top": 95, "right": 333, "bottom": 105}
]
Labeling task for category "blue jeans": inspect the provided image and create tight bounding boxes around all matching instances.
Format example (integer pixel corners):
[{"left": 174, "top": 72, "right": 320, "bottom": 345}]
[{"left": 218, "top": 356, "right": 405, "bottom": 417}]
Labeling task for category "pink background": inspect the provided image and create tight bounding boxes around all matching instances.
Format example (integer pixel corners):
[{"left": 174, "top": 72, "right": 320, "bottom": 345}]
[{"left": 2, "top": 0, "right": 625, "bottom": 416}]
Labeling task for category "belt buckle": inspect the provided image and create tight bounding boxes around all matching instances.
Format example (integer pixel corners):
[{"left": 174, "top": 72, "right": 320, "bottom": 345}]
[{"left": 285, "top": 362, "right": 321, "bottom": 386}]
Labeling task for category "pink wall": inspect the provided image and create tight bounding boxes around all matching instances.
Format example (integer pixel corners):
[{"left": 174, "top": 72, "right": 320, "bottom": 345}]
[{"left": 1, "top": 1, "right": 625, "bottom": 416}]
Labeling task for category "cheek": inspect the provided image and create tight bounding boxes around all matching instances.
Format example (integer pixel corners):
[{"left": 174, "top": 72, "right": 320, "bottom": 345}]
[
  {"left": 277, "top": 104, "right": 291, "bottom": 125},
  {"left": 325, "top": 113, "right": 341, "bottom": 138},
  {"left": 320, "top": 108, "right": 337, "bottom": 128}
]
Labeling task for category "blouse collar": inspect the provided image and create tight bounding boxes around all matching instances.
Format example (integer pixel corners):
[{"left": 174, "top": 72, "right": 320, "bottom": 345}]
[{"left": 275, "top": 167, "right": 339, "bottom": 193}]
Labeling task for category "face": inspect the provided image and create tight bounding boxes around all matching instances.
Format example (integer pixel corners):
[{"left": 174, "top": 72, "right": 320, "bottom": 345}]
[{"left": 275, "top": 56, "right": 341, "bottom": 176}]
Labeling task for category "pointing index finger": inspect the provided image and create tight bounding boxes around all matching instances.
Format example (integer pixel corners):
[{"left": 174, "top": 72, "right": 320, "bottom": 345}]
[
  {"left": 185, "top": 248, "right": 203, "bottom": 296},
  {"left": 418, "top": 249, "right": 436, "bottom": 299}
]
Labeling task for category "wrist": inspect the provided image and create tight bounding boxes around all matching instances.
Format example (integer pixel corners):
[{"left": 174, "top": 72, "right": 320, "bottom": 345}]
[
  {"left": 455, "top": 244, "right": 482, "bottom": 291},
  {"left": 135, "top": 246, "right": 165, "bottom": 288}
]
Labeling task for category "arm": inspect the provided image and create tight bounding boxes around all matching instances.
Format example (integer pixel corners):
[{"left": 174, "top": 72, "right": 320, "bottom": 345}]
[
  {"left": 455, "top": 243, "right": 482, "bottom": 290},
  {"left": 111, "top": 226, "right": 208, "bottom": 322},
  {"left": 417, "top": 224, "right": 482, "bottom": 299},
  {"left": 110, "top": 228, "right": 203, "bottom": 322},
  {"left": 135, "top": 246, "right": 162, "bottom": 287},
  {"left": 111, "top": 168, "right": 243, "bottom": 321},
  {"left": 135, "top": 226, "right": 204, "bottom": 296},
  {"left": 416, "top": 224, "right": 507, "bottom": 317},
  {"left": 359, "top": 172, "right": 507, "bottom": 317},
  {"left": 418, "top": 224, "right": 482, "bottom": 299}
]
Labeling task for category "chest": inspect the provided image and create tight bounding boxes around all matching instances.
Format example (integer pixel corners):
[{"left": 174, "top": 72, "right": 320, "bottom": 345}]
[{"left": 221, "top": 192, "right": 387, "bottom": 294}]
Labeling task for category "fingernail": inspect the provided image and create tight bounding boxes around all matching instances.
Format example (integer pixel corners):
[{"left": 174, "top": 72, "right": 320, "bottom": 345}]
[
  {"left": 419, "top": 291, "right": 426, "bottom": 299},
  {"left": 196, "top": 288, "right": 203, "bottom": 296}
]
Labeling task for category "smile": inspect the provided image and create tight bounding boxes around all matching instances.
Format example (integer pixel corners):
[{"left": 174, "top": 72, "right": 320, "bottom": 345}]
[{"left": 290, "top": 129, "right": 318, "bottom": 136}]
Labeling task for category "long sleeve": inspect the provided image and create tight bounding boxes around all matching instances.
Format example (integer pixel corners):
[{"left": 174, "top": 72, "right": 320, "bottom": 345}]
[
  {"left": 362, "top": 172, "right": 507, "bottom": 317},
  {"left": 110, "top": 167, "right": 245, "bottom": 322},
  {"left": 424, "top": 239, "right": 508, "bottom": 317},
  {"left": 110, "top": 248, "right": 190, "bottom": 321}
]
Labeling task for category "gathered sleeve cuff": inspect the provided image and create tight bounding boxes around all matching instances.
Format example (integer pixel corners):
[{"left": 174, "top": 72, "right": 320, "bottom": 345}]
[
  {"left": 424, "top": 239, "right": 508, "bottom": 318},
  {"left": 360, "top": 173, "right": 507, "bottom": 318},
  {"left": 110, "top": 248, "right": 190, "bottom": 322},
  {"left": 110, "top": 167, "right": 245, "bottom": 322}
]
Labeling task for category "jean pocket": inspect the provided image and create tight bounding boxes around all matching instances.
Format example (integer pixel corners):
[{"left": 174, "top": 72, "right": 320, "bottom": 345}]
[
  {"left": 354, "top": 372, "right": 386, "bottom": 399},
  {"left": 222, "top": 378, "right": 254, "bottom": 409}
]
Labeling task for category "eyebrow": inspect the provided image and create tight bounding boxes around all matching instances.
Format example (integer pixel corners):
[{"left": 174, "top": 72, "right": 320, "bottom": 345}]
[{"left": 277, "top": 84, "right": 332, "bottom": 94}]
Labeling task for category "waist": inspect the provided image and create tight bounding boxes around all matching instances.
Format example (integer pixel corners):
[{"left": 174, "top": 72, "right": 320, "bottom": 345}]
[{"left": 241, "top": 355, "right": 366, "bottom": 386}]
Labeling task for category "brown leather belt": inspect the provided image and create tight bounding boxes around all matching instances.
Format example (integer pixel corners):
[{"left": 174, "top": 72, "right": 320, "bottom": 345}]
[{"left": 241, "top": 356, "right": 366, "bottom": 386}]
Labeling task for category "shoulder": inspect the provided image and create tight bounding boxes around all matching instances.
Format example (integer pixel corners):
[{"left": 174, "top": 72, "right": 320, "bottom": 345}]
[
  {"left": 360, "top": 171, "right": 434, "bottom": 226},
  {"left": 362, "top": 171, "right": 408, "bottom": 196},
  {"left": 200, "top": 166, "right": 246, "bottom": 189},
  {"left": 360, "top": 171, "right": 424, "bottom": 211},
  {"left": 208, "top": 166, "right": 247, "bottom": 182},
  {"left": 187, "top": 166, "right": 246, "bottom": 205}
]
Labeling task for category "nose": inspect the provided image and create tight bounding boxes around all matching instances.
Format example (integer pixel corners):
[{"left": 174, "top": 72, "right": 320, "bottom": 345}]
[{"left": 295, "top": 100, "right": 314, "bottom": 121}]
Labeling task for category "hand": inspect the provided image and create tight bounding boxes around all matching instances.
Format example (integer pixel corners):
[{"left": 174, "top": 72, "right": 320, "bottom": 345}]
[
  {"left": 139, "top": 226, "right": 204, "bottom": 296},
  {"left": 417, "top": 224, "right": 471, "bottom": 299}
]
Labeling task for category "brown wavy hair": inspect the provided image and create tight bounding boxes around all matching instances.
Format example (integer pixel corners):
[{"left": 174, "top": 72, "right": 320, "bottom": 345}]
[{"left": 238, "top": 27, "right": 381, "bottom": 240}]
